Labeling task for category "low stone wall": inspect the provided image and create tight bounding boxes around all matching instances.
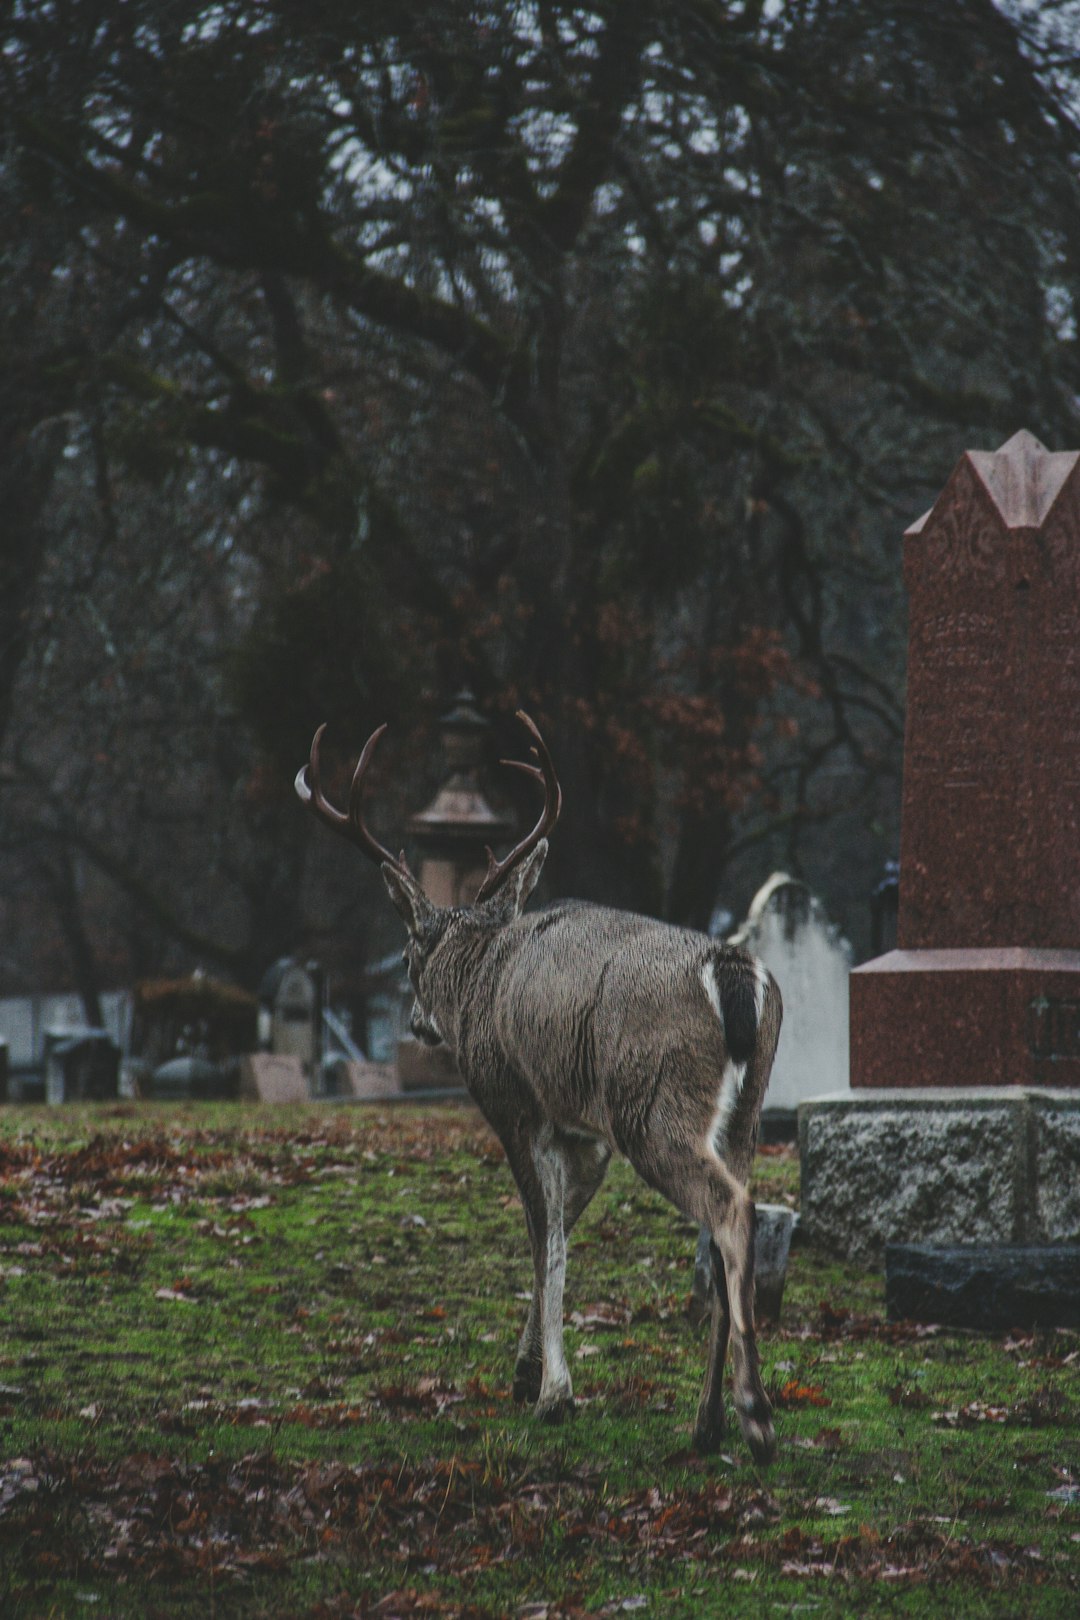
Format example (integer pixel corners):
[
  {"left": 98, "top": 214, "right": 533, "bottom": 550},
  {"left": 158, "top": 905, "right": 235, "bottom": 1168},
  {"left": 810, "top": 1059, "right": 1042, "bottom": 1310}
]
[{"left": 798, "top": 1087, "right": 1080, "bottom": 1264}]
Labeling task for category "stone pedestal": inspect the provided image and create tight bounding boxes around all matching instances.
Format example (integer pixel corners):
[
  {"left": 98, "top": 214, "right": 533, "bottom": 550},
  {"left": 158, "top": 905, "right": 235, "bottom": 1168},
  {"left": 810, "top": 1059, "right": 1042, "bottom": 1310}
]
[
  {"left": 799, "top": 1088, "right": 1080, "bottom": 1265},
  {"left": 393, "top": 692, "right": 511, "bottom": 1092}
]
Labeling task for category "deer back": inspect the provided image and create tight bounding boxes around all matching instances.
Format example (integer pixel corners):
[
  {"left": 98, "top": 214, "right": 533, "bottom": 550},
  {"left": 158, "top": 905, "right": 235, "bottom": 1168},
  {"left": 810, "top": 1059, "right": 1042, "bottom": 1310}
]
[{"left": 441, "top": 901, "right": 776, "bottom": 1172}]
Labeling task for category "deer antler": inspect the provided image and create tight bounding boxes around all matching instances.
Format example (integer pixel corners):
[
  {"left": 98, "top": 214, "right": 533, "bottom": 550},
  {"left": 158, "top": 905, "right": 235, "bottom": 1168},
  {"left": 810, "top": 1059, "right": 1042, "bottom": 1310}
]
[
  {"left": 474, "top": 710, "right": 562, "bottom": 904},
  {"left": 295, "top": 723, "right": 411, "bottom": 875}
]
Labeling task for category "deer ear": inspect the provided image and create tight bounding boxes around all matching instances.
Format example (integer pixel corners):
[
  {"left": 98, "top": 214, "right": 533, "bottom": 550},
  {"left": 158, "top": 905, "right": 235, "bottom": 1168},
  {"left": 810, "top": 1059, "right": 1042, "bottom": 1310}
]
[
  {"left": 481, "top": 838, "right": 548, "bottom": 922},
  {"left": 382, "top": 864, "right": 436, "bottom": 937}
]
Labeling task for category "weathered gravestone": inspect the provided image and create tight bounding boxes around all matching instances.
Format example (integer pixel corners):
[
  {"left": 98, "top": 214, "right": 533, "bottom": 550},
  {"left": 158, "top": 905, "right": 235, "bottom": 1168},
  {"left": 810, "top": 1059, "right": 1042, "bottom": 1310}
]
[
  {"left": 801, "top": 432, "right": 1080, "bottom": 1268},
  {"left": 326, "top": 1059, "right": 402, "bottom": 1101},
  {"left": 239, "top": 1052, "right": 310, "bottom": 1104},
  {"left": 730, "top": 874, "right": 851, "bottom": 1125},
  {"left": 268, "top": 960, "right": 321, "bottom": 1070},
  {"left": 692, "top": 1203, "right": 796, "bottom": 1327}
]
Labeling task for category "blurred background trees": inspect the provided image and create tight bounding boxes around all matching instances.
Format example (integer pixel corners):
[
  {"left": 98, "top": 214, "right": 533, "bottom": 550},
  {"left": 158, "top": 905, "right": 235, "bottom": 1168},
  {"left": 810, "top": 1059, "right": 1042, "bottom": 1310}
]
[{"left": 2, "top": 0, "right": 1079, "bottom": 1018}]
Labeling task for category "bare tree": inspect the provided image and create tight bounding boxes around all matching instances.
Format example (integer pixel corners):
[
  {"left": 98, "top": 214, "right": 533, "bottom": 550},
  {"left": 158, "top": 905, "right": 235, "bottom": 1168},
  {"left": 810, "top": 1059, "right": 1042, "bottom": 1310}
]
[{"left": 3, "top": 0, "right": 1080, "bottom": 1001}]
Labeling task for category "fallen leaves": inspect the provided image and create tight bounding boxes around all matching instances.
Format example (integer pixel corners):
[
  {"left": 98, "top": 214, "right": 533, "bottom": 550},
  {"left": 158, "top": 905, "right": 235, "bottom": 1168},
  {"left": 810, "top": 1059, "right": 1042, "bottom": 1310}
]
[
  {"left": 0, "top": 1449, "right": 774, "bottom": 1597},
  {"left": 2, "top": 1433, "right": 1056, "bottom": 1607},
  {"left": 816, "top": 1299, "right": 940, "bottom": 1344},
  {"left": 755, "top": 1521, "right": 1051, "bottom": 1587},
  {"left": 775, "top": 1381, "right": 831, "bottom": 1409}
]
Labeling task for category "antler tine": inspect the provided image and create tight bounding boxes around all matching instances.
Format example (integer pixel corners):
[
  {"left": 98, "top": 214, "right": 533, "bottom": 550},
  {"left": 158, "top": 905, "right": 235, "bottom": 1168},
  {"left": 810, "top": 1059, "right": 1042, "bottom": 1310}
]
[
  {"left": 474, "top": 709, "right": 562, "bottom": 904},
  {"left": 295, "top": 722, "right": 409, "bottom": 874}
]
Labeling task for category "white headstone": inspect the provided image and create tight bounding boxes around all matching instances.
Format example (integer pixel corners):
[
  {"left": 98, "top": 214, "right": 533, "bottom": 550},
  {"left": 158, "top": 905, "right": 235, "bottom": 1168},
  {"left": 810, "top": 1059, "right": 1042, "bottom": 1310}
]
[
  {"left": 271, "top": 963, "right": 318, "bottom": 1067},
  {"left": 730, "top": 873, "right": 851, "bottom": 1112}
]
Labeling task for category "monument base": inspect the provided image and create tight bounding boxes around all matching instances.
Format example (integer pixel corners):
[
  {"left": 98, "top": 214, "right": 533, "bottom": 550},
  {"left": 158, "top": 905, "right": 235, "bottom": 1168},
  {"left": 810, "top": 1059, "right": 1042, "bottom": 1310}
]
[
  {"left": 798, "top": 1088, "right": 1080, "bottom": 1264},
  {"left": 851, "top": 949, "right": 1080, "bottom": 1090}
]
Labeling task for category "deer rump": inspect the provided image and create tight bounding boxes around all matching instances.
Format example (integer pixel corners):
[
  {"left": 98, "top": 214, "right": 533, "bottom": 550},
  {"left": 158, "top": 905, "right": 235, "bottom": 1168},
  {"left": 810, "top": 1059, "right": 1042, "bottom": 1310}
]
[{"left": 484, "top": 902, "right": 769, "bottom": 1180}]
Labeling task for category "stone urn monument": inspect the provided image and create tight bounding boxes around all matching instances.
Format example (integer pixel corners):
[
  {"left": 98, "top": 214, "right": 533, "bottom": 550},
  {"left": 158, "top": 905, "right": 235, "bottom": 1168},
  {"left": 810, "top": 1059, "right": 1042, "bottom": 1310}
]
[{"left": 396, "top": 692, "right": 515, "bottom": 1091}]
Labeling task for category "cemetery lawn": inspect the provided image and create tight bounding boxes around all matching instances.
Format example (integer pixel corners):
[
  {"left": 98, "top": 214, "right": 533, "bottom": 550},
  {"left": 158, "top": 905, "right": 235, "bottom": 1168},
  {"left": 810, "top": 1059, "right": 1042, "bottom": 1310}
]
[{"left": 0, "top": 1104, "right": 1076, "bottom": 1620}]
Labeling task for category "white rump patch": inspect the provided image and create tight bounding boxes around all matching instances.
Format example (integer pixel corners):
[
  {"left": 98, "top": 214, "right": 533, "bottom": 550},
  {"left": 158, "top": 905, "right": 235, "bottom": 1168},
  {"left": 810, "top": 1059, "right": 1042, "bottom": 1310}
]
[
  {"left": 753, "top": 958, "right": 770, "bottom": 1022},
  {"left": 708, "top": 1056, "right": 747, "bottom": 1159},
  {"left": 700, "top": 959, "right": 724, "bottom": 1023},
  {"left": 699, "top": 959, "right": 754, "bottom": 1157}
]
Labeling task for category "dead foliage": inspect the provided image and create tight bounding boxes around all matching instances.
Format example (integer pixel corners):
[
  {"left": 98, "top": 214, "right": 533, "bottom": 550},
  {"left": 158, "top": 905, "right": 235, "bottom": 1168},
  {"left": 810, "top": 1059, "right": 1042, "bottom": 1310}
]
[
  {"left": 0, "top": 1445, "right": 1063, "bottom": 1607},
  {"left": 0, "top": 1449, "right": 775, "bottom": 1599}
]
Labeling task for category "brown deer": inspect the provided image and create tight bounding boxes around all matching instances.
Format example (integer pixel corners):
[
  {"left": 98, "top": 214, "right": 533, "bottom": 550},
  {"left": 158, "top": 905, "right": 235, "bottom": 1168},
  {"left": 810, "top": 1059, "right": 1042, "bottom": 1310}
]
[{"left": 296, "top": 711, "right": 782, "bottom": 1464}]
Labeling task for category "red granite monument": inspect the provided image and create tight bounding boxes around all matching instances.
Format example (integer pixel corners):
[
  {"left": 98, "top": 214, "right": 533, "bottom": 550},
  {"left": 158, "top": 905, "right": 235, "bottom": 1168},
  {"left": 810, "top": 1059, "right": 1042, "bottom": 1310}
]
[{"left": 851, "top": 430, "right": 1080, "bottom": 1089}]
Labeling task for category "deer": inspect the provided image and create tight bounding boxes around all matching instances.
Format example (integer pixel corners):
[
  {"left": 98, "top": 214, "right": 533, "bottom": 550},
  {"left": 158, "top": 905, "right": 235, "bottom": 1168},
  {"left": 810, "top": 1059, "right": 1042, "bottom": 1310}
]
[{"left": 296, "top": 711, "right": 783, "bottom": 1465}]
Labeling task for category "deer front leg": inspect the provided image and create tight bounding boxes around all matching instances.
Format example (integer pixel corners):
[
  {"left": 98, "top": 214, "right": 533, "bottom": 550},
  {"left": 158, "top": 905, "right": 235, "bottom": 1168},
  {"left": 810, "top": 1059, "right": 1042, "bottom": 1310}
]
[
  {"left": 530, "top": 1130, "right": 573, "bottom": 1421},
  {"left": 496, "top": 1122, "right": 570, "bottom": 1416},
  {"left": 512, "top": 1130, "right": 609, "bottom": 1406}
]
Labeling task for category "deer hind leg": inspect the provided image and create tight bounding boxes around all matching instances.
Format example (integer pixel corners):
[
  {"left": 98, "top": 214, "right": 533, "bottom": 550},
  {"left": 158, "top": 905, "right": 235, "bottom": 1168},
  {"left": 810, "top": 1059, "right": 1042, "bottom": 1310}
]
[
  {"left": 694, "top": 1238, "right": 731, "bottom": 1452},
  {"left": 667, "top": 1150, "right": 773, "bottom": 1465},
  {"left": 511, "top": 1198, "right": 545, "bottom": 1406},
  {"left": 708, "top": 1181, "right": 774, "bottom": 1464}
]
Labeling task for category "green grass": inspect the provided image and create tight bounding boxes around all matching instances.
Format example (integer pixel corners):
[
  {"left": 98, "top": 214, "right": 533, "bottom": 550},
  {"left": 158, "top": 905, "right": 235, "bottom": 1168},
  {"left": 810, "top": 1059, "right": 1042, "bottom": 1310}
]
[{"left": 0, "top": 1102, "right": 1076, "bottom": 1618}]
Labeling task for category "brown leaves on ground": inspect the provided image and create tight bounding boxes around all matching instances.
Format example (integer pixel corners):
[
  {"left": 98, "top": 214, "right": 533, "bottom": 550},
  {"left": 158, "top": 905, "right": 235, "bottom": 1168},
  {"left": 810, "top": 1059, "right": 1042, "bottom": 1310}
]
[
  {"left": 0, "top": 1445, "right": 1058, "bottom": 1607},
  {"left": 0, "top": 1113, "right": 499, "bottom": 1266},
  {"left": 749, "top": 1521, "right": 1051, "bottom": 1587},
  {"left": 815, "top": 1299, "right": 940, "bottom": 1344},
  {"left": 774, "top": 1381, "right": 831, "bottom": 1409},
  {"left": 0, "top": 1112, "right": 496, "bottom": 1207},
  {"left": 930, "top": 1388, "right": 1076, "bottom": 1430},
  {"left": 0, "top": 1448, "right": 775, "bottom": 1600}
]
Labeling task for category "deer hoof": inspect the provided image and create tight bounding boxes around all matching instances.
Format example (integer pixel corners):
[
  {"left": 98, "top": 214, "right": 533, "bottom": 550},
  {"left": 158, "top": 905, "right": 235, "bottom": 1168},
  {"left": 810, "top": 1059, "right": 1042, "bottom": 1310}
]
[
  {"left": 692, "top": 1412, "right": 727, "bottom": 1455},
  {"left": 736, "top": 1394, "right": 776, "bottom": 1466},
  {"left": 534, "top": 1390, "right": 574, "bottom": 1424},
  {"left": 512, "top": 1360, "right": 542, "bottom": 1405}
]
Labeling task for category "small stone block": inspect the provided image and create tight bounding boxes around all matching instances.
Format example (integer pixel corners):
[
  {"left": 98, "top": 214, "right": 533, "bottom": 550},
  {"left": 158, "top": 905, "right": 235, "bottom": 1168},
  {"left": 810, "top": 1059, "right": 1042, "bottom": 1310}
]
[
  {"left": 754, "top": 1204, "right": 796, "bottom": 1324},
  {"left": 396, "top": 1039, "right": 466, "bottom": 1092},
  {"left": 798, "top": 1087, "right": 1080, "bottom": 1263},
  {"left": 338, "top": 1061, "right": 402, "bottom": 1101},
  {"left": 886, "top": 1243, "right": 1080, "bottom": 1329},
  {"left": 239, "top": 1053, "right": 310, "bottom": 1104},
  {"left": 689, "top": 1203, "right": 795, "bottom": 1325}
]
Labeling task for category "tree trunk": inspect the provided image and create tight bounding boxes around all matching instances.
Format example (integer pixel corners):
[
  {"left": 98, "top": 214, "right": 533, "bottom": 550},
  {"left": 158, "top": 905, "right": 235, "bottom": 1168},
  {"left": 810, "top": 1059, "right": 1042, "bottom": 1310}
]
[{"left": 41, "top": 852, "right": 105, "bottom": 1029}]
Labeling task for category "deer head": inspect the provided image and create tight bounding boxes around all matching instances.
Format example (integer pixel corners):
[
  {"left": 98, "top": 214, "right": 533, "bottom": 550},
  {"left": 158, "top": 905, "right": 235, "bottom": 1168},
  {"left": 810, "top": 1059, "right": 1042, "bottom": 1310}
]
[{"left": 295, "top": 709, "right": 562, "bottom": 1046}]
